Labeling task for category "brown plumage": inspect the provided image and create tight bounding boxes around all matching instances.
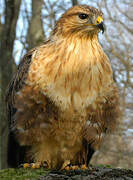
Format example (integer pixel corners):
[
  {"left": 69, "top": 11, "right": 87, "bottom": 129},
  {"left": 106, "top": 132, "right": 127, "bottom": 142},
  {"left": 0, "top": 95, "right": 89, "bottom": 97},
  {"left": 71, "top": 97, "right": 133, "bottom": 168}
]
[{"left": 6, "top": 5, "right": 120, "bottom": 169}]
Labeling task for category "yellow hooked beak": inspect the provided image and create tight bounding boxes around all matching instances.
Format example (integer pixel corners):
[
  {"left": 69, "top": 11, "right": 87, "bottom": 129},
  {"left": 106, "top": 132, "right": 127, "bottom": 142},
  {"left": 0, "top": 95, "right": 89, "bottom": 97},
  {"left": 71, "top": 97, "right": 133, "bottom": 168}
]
[
  {"left": 96, "top": 16, "right": 103, "bottom": 25},
  {"left": 96, "top": 16, "right": 104, "bottom": 33}
]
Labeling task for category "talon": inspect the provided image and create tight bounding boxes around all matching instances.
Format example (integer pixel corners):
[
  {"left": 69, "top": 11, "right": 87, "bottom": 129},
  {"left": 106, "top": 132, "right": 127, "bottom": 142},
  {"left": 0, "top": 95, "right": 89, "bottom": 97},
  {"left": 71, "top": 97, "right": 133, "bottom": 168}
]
[
  {"left": 23, "top": 163, "right": 30, "bottom": 168},
  {"left": 70, "top": 165, "right": 79, "bottom": 170},
  {"left": 61, "top": 161, "right": 88, "bottom": 171},
  {"left": 19, "top": 162, "right": 42, "bottom": 169},
  {"left": 61, "top": 160, "right": 70, "bottom": 170},
  {"left": 64, "top": 166, "right": 71, "bottom": 170},
  {"left": 81, "top": 164, "right": 88, "bottom": 170},
  {"left": 64, "top": 164, "right": 88, "bottom": 170},
  {"left": 64, "top": 165, "right": 80, "bottom": 170},
  {"left": 31, "top": 162, "right": 41, "bottom": 169}
]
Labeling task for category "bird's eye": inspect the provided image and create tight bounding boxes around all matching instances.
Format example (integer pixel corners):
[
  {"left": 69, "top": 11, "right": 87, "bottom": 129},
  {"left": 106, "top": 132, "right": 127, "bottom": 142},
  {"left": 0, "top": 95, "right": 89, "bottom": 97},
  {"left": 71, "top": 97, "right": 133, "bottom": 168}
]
[{"left": 78, "top": 13, "right": 88, "bottom": 19}]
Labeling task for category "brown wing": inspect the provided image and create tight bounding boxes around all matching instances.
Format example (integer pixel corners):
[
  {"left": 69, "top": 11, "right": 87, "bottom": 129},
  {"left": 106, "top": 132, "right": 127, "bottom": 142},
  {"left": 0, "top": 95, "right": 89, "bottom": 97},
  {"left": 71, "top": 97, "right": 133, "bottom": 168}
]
[
  {"left": 6, "top": 49, "right": 35, "bottom": 130},
  {"left": 6, "top": 41, "right": 58, "bottom": 145},
  {"left": 5, "top": 49, "right": 36, "bottom": 167}
]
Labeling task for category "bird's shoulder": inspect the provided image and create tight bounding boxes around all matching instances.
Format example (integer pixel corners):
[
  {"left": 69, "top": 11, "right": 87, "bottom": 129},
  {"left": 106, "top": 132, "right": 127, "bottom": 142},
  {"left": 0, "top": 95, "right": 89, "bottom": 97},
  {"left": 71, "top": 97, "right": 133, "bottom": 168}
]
[
  {"left": 5, "top": 40, "right": 52, "bottom": 124},
  {"left": 6, "top": 39, "right": 52, "bottom": 100}
]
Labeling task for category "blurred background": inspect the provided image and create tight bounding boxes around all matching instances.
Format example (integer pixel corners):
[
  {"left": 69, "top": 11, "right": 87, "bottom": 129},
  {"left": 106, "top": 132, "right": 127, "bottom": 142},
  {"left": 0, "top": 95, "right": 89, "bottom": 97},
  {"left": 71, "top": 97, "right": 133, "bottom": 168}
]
[{"left": 0, "top": 0, "right": 133, "bottom": 170}]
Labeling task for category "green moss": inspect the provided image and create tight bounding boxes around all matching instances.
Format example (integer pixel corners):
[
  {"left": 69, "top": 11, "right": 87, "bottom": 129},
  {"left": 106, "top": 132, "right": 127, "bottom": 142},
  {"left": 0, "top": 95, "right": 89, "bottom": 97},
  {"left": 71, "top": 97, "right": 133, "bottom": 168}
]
[{"left": 0, "top": 168, "right": 49, "bottom": 180}]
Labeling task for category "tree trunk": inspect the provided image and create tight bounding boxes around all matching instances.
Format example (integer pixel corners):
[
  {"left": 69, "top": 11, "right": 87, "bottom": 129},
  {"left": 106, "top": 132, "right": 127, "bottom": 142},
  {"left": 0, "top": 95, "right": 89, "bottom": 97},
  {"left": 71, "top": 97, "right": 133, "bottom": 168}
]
[
  {"left": 26, "top": 0, "right": 45, "bottom": 50},
  {"left": 0, "top": 0, "right": 21, "bottom": 169},
  {"left": 71, "top": 0, "right": 78, "bottom": 6}
]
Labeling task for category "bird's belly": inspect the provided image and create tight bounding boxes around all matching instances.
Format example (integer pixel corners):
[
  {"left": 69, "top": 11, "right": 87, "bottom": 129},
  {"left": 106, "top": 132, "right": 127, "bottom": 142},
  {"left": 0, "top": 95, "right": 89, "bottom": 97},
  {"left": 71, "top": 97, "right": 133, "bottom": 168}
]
[
  {"left": 54, "top": 128, "right": 83, "bottom": 161},
  {"left": 35, "top": 110, "right": 86, "bottom": 168},
  {"left": 48, "top": 108, "right": 86, "bottom": 162},
  {"left": 53, "top": 108, "right": 86, "bottom": 145}
]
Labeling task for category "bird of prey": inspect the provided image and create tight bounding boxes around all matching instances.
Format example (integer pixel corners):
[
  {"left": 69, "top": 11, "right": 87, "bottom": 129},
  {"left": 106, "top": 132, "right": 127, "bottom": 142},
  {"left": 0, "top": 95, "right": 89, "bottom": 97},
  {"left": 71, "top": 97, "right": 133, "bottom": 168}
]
[{"left": 6, "top": 5, "right": 120, "bottom": 169}]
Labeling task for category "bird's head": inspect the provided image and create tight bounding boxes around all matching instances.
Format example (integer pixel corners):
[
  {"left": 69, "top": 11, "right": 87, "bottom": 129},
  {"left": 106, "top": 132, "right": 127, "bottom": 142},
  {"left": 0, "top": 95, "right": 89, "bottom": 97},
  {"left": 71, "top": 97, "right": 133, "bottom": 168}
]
[{"left": 54, "top": 5, "right": 104, "bottom": 38}]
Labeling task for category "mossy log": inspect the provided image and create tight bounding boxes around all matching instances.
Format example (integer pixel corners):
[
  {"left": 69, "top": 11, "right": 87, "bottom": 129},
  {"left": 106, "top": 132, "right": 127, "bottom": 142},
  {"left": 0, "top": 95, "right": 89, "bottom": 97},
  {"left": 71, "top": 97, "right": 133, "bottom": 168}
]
[{"left": 0, "top": 166, "right": 133, "bottom": 180}]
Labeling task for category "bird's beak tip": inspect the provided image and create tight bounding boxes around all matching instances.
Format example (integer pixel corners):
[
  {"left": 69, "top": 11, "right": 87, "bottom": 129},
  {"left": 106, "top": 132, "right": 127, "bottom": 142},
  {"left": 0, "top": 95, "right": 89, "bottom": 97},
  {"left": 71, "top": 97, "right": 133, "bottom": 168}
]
[{"left": 97, "top": 22, "right": 105, "bottom": 34}]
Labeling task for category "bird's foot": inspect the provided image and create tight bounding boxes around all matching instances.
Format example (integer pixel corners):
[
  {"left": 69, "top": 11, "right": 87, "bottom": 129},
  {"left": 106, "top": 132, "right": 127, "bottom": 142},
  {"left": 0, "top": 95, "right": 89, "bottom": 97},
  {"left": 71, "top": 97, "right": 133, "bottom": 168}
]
[
  {"left": 81, "top": 164, "right": 88, "bottom": 170},
  {"left": 61, "top": 160, "right": 70, "bottom": 170},
  {"left": 64, "top": 165, "right": 80, "bottom": 170},
  {"left": 19, "top": 161, "right": 48, "bottom": 169},
  {"left": 19, "top": 162, "right": 41, "bottom": 169},
  {"left": 64, "top": 164, "right": 88, "bottom": 170},
  {"left": 61, "top": 160, "right": 88, "bottom": 170}
]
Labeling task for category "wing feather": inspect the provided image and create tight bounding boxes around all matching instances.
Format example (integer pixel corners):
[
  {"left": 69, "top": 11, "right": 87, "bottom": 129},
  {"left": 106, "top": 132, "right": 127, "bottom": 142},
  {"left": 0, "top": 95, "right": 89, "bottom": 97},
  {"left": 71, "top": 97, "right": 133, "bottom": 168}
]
[{"left": 5, "top": 49, "right": 35, "bottom": 129}]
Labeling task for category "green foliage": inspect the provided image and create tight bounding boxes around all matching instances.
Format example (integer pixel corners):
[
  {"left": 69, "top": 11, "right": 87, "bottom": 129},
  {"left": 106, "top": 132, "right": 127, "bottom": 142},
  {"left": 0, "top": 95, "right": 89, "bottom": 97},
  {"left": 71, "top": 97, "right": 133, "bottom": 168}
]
[{"left": 0, "top": 168, "right": 49, "bottom": 180}]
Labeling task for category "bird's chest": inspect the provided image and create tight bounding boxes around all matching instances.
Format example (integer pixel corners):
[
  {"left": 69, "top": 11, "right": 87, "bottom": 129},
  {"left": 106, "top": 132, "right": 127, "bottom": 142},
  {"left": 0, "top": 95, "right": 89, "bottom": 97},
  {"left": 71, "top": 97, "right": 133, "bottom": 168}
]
[{"left": 43, "top": 73, "right": 100, "bottom": 112}]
